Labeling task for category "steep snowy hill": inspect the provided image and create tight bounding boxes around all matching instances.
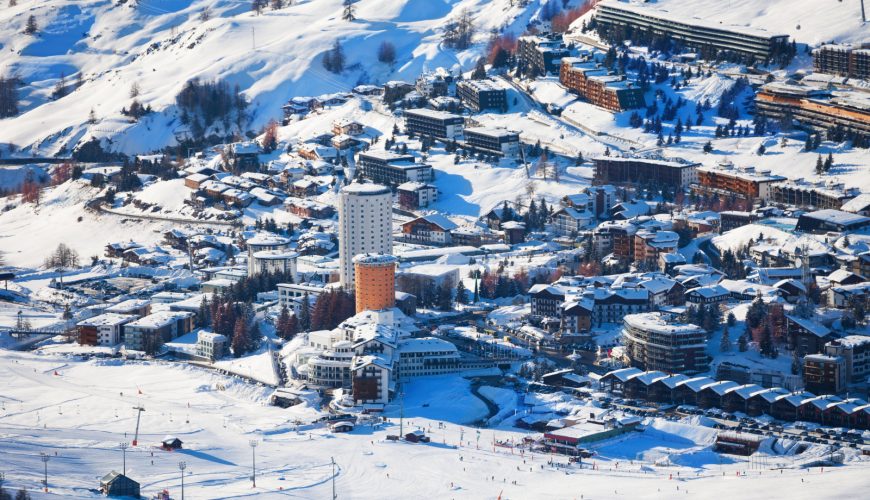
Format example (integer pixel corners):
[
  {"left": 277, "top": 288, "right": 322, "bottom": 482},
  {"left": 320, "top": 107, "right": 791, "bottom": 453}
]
[{"left": 0, "top": 0, "right": 548, "bottom": 156}]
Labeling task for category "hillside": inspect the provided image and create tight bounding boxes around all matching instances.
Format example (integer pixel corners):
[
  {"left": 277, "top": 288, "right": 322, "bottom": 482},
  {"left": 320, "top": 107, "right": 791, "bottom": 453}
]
[
  {"left": 0, "top": 0, "right": 549, "bottom": 156},
  {"left": 0, "top": 0, "right": 866, "bottom": 156}
]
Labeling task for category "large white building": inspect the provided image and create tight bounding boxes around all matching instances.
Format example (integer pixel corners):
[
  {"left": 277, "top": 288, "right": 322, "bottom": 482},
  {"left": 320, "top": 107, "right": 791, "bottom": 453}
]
[
  {"left": 246, "top": 233, "right": 293, "bottom": 277},
  {"left": 338, "top": 183, "right": 393, "bottom": 288},
  {"left": 301, "top": 309, "right": 460, "bottom": 406}
]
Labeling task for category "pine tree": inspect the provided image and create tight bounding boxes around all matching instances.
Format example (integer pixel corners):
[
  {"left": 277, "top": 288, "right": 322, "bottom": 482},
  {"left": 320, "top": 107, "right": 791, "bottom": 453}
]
[
  {"left": 756, "top": 144, "right": 765, "bottom": 155},
  {"left": 703, "top": 141, "right": 713, "bottom": 153},
  {"left": 24, "top": 15, "right": 37, "bottom": 35},
  {"left": 377, "top": 41, "right": 396, "bottom": 65},
  {"left": 720, "top": 324, "right": 731, "bottom": 352},
  {"left": 231, "top": 317, "right": 248, "bottom": 357},
  {"left": 342, "top": 0, "right": 355, "bottom": 21},
  {"left": 198, "top": 296, "right": 211, "bottom": 327},
  {"left": 823, "top": 152, "right": 833, "bottom": 172},
  {"left": 737, "top": 334, "right": 748, "bottom": 352},
  {"left": 471, "top": 58, "right": 487, "bottom": 80},
  {"left": 815, "top": 154, "right": 824, "bottom": 174},
  {"left": 455, "top": 280, "right": 468, "bottom": 305},
  {"left": 298, "top": 292, "right": 311, "bottom": 331},
  {"left": 437, "top": 284, "right": 452, "bottom": 311},
  {"left": 276, "top": 305, "right": 291, "bottom": 340},
  {"left": 14, "top": 489, "right": 30, "bottom": 500},
  {"left": 726, "top": 312, "right": 736, "bottom": 327}
]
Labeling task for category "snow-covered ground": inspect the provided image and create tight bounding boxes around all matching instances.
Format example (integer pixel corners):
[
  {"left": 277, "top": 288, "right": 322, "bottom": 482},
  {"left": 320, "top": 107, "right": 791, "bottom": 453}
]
[{"left": 3, "top": 350, "right": 870, "bottom": 498}]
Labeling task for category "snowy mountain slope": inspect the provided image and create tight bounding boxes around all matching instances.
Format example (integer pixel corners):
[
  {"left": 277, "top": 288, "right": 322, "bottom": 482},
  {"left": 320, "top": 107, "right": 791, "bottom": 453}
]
[
  {"left": 599, "top": 0, "right": 868, "bottom": 46},
  {"left": 0, "top": 0, "right": 550, "bottom": 155}
]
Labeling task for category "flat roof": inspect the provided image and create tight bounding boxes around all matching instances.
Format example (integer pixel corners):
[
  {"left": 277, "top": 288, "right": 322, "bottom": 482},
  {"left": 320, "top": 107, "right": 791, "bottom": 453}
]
[{"left": 404, "top": 108, "right": 463, "bottom": 121}]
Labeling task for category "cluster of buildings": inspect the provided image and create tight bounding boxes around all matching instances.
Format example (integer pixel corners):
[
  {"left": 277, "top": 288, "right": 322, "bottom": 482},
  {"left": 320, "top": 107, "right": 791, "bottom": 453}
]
[{"left": 74, "top": 296, "right": 228, "bottom": 359}]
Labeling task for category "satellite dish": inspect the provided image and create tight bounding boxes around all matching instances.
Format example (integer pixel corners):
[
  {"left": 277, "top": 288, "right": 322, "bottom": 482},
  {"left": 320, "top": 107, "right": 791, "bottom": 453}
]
[{"left": 794, "top": 257, "right": 803, "bottom": 268}]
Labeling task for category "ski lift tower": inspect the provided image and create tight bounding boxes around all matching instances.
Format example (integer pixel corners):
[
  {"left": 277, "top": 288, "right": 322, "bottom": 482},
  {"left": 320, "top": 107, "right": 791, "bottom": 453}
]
[{"left": 132, "top": 404, "right": 146, "bottom": 446}]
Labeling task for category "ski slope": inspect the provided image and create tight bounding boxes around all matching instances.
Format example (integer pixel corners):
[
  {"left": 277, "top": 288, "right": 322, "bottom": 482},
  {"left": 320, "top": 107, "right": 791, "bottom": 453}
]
[
  {"left": 0, "top": 0, "right": 551, "bottom": 155},
  {"left": 2, "top": 350, "right": 870, "bottom": 498}
]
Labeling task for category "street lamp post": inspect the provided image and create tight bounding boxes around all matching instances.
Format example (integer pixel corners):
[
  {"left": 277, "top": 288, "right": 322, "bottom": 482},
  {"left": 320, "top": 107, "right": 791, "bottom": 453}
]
[
  {"left": 249, "top": 440, "right": 258, "bottom": 488},
  {"left": 40, "top": 453, "right": 50, "bottom": 492},
  {"left": 178, "top": 461, "right": 187, "bottom": 500},
  {"left": 331, "top": 457, "right": 337, "bottom": 500},
  {"left": 119, "top": 442, "right": 128, "bottom": 476}
]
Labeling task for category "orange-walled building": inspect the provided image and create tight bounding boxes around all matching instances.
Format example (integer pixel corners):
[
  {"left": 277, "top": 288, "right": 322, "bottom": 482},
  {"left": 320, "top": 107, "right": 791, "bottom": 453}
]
[{"left": 353, "top": 254, "right": 397, "bottom": 313}]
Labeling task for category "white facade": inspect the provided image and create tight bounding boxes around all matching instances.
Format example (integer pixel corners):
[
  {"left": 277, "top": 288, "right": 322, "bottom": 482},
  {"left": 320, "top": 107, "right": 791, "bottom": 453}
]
[
  {"left": 246, "top": 233, "right": 292, "bottom": 276},
  {"left": 249, "top": 250, "right": 298, "bottom": 279},
  {"left": 338, "top": 183, "right": 393, "bottom": 288}
]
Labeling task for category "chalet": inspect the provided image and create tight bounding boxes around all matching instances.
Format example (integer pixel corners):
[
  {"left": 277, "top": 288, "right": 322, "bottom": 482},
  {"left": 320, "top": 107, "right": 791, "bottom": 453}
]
[
  {"left": 483, "top": 203, "right": 518, "bottom": 230},
  {"left": 249, "top": 187, "right": 282, "bottom": 206},
  {"left": 230, "top": 142, "right": 261, "bottom": 170},
  {"left": 785, "top": 314, "right": 837, "bottom": 357},
  {"left": 404, "top": 430, "right": 430, "bottom": 443},
  {"left": 401, "top": 214, "right": 458, "bottom": 245},
  {"left": 330, "top": 421, "right": 355, "bottom": 433},
  {"left": 353, "top": 84, "right": 383, "bottom": 96},
  {"left": 222, "top": 188, "right": 254, "bottom": 208},
  {"left": 292, "top": 179, "right": 319, "bottom": 197},
  {"left": 105, "top": 241, "right": 141, "bottom": 259},
  {"left": 297, "top": 142, "right": 337, "bottom": 161},
  {"left": 685, "top": 284, "right": 730, "bottom": 304},
  {"left": 559, "top": 299, "right": 593, "bottom": 339},
  {"left": 770, "top": 391, "right": 814, "bottom": 421},
  {"left": 529, "top": 284, "right": 567, "bottom": 319},
  {"left": 646, "top": 373, "right": 690, "bottom": 403},
  {"left": 81, "top": 166, "right": 123, "bottom": 183},
  {"left": 541, "top": 369, "right": 590, "bottom": 388},
  {"left": 285, "top": 198, "right": 335, "bottom": 219},
  {"left": 552, "top": 207, "right": 593, "bottom": 237},
  {"left": 397, "top": 182, "right": 438, "bottom": 210},
  {"left": 201, "top": 180, "right": 230, "bottom": 199},
  {"left": 100, "top": 472, "right": 140, "bottom": 498},
  {"left": 825, "top": 269, "right": 864, "bottom": 288},
  {"left": 773, "top": 279, "right": 806, "bottom": 302},
  {"left": 163, "top": 228, "right": 190, "bottom": 249},
  {"left": 383, "top": 81, "right": 415, "bottom": 103},
  {"left": 331, "top": 134, "right": 358, "bottom": 150},
  {"left": 828, "top": 282, "right": 870, "bottom": 309},
  {"left": 332, "top": 118, "right": 365, "bottom": 136},
  {"left": 161, "top": 436, "right": 183, "bottom": 450},
  {"left": 184, "top": 173, "right": 211, "bottom": 190},
  {"left": 841, "top": 193, "right": 870, "bottom": 216},
  {"left": 315, "top": 93, "right": 351, "bottom": 108},
  {"left": 122, "top": 247, "right": 171, "bottom": 266},
  {"left": 744, "top": 387, "right": 791, "bottom": 416},
  {"left": 502, "top": 220, "right": 526, "bottom": 245}
]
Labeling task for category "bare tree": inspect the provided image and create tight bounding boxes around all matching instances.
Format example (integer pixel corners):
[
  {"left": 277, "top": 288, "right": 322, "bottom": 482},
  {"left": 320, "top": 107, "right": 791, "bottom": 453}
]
[{"left": 44, "top": 243, "right": 80, "bottom": 288}]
